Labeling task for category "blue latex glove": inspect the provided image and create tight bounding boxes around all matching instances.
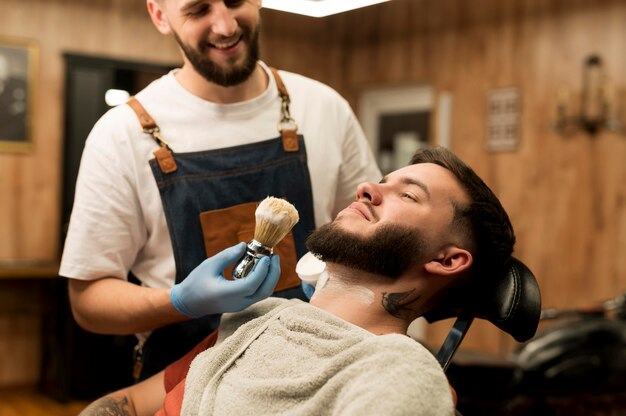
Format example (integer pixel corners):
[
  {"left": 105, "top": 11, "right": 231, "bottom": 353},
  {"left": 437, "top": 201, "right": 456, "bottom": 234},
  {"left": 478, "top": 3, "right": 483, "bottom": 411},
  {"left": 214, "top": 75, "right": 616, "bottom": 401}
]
[
  {"left": 170, "top": 242, "right": 280, "bottom": 318},
  {"left": 301, "top": 282, "right": 315, "bottom": 300}
]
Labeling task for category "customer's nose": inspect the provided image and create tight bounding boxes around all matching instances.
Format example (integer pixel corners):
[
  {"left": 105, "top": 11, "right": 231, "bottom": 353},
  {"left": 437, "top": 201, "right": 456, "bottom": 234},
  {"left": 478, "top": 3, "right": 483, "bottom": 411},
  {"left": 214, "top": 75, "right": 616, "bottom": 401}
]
[{"left": 355, "top": 182, "right": 382, "bottom": 205}]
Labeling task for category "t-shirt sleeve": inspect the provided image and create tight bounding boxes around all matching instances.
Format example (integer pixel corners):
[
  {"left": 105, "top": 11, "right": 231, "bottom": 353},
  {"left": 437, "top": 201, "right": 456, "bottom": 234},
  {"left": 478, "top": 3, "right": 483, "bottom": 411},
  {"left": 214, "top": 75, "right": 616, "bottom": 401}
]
[{"left": 59, "top": 105, "right": 146, "bottom": 280}]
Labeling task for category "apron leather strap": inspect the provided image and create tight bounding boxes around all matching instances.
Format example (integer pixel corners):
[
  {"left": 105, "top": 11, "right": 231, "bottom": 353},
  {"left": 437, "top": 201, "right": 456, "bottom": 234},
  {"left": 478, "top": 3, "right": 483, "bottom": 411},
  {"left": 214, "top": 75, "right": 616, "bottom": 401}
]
[
  {"left": 269, "top": 67, "right": 299, "bottom": 152},
  {"left": 271, "top": 67, "right": 289, "bottom": 98},
  {"left": 127, "top": 96, "right": 178, "bottom": 174},
  {"left": 128, "top": 96, "right": 157, "bottom": 130},
  {"left": 127, "top": 66, "right": 299, "bottom": 172}
]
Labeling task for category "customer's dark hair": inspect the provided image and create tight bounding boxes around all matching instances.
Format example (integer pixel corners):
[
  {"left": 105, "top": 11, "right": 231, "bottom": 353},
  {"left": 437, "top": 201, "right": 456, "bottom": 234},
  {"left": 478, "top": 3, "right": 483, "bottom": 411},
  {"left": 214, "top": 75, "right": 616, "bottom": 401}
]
[{"left": 410, "top": 147, "right": 515, "bottom": 294}]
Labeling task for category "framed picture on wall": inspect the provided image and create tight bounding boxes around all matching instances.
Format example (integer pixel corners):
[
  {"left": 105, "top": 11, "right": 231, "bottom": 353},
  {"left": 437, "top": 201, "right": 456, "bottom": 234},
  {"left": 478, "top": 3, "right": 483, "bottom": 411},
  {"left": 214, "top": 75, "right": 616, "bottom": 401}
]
[{"left": 0, "top": 36, "right": 38, "bottom": 153}]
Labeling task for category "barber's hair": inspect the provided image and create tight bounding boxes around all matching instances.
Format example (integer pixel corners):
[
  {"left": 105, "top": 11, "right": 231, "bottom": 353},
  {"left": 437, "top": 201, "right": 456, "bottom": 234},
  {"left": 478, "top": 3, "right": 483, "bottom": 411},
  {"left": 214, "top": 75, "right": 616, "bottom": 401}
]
[{"left": 409, "top": 147, "right": 515, "bottom": 285}]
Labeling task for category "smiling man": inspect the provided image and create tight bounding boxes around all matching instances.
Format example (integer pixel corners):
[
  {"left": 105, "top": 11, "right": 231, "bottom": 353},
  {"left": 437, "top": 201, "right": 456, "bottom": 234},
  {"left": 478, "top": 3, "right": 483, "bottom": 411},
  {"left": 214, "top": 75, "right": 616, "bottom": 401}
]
[
  {"left": 78, "top": 147, "right": 515, "bottom": 416},
  {"left": 148, "top": 0, "right": 265, "bottom": 98},
  {"left": 60, "top": 0, "right": 380, "bottom": 383}
]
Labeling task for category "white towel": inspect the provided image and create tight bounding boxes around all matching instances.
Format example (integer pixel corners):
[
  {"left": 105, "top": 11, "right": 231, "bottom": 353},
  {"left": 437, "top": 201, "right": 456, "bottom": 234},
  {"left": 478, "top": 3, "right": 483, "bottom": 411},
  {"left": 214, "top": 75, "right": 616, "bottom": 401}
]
[{"left": 182, "top": 298, "right": 454, "bottom": 416}]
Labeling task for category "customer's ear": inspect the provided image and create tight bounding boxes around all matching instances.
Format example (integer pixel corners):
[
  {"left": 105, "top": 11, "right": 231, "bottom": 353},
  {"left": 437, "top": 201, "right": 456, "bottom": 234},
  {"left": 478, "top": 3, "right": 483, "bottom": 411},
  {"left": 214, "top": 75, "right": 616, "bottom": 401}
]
[{"left": 424, "top": 247, "right": 472, "bottom": 276}]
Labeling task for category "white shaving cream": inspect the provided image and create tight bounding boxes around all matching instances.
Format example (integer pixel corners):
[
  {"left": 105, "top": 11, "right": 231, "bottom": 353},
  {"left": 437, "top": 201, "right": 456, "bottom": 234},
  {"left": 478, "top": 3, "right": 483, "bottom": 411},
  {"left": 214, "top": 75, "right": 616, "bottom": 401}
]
[
  {"left": 318, "top": 271, "right": 375, "bottom": 305},
  {"left": 296, "top": 251, "right": 375, "bottom": 305},
  {"left": 255, "top": 206, "right": 289, "bottom": 224},
  {"left": 255, "top": 197, "right": 299, "bottom": 225}
]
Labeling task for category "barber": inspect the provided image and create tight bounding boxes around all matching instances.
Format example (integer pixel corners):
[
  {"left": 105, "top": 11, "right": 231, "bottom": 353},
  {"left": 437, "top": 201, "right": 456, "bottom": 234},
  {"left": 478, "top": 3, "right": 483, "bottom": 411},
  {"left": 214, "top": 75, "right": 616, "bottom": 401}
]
[{"left": 59, "top": 0, "right": 380, "bottom": 381}]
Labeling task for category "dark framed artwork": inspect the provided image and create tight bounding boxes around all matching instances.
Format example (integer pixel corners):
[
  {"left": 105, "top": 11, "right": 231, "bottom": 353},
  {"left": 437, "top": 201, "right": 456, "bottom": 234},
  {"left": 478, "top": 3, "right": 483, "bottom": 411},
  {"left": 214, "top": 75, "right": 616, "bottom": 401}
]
[{"left": 0, "top": 36, "right": 38, "bottom": 152}]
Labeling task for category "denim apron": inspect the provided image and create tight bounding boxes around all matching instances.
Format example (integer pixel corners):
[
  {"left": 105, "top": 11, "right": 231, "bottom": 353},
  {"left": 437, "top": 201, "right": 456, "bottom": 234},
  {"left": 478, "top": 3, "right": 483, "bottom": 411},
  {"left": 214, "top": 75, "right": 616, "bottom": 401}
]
[{"left": 127, "top": 68, "right": 314, "bottom": 380}]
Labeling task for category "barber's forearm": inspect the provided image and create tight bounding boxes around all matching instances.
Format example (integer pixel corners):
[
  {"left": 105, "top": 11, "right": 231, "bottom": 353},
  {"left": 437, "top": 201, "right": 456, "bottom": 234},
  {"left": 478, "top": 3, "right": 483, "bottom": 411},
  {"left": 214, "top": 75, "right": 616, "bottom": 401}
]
[
  {"left": 69, "top": 277, "right": 187, "bottom": 335},
  {"left": 79, "top": 392, "right": 136, "bottom": 416},
  {"left": 79, "top": 372, "right": 165, "bottom": 416}
]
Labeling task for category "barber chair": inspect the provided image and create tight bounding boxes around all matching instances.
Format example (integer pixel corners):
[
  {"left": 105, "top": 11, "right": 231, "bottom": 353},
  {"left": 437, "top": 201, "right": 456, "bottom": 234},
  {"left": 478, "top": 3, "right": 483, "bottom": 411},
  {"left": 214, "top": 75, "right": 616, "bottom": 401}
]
[
  {"left": 424, "top": 257, "right": 541, "bottom": 414},
  {"left": 425, "top": 257, "right": 541, "bottom": 370}
]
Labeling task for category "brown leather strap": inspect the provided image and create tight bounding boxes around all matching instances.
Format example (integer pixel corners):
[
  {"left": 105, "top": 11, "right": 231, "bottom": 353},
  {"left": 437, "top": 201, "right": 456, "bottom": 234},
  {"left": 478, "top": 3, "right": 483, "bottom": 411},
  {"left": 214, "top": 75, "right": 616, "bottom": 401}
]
[
  {"left": 269, "top": 67, "right": 289, "bottom": 100},
  {"left": 127, "top": 96, "right": 157, "bottom": 130},
  {"left": 269, "top": 67, "right": 299, "bottom": 152},
  {"left": 127, "top": 96, "right": 178, "bottom": 174},
  {"left": 154, "top": 147, "right": 178, "bottom": 174}
]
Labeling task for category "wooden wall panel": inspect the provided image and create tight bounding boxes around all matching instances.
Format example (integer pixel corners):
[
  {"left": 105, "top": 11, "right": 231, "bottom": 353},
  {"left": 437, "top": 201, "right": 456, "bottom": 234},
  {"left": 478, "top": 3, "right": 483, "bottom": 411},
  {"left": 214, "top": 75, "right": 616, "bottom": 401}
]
[
  {"left": 0, "top": 0, "right": 182, "bottom": 262},
  {"left": 0, "top": 0, "right": 184, "bottom": 388},
  {"left": 0, "top": 315, "right": 40, "bottom": 386}
]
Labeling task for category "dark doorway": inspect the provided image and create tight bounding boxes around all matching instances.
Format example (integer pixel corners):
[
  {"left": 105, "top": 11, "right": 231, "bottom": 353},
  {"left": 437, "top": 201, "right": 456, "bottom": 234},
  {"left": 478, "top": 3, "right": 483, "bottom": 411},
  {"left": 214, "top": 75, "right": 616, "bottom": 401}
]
[{"left": 42, "top": 54, "right": 175, "bottom": 401}]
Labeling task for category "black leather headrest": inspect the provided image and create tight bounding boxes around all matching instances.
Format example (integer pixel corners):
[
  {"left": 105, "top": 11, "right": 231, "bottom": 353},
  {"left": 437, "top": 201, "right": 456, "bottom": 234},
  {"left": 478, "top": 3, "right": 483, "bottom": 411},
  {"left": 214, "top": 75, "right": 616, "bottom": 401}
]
[{"left": 424, "top": 257, "right": 542, "bottom": 342}]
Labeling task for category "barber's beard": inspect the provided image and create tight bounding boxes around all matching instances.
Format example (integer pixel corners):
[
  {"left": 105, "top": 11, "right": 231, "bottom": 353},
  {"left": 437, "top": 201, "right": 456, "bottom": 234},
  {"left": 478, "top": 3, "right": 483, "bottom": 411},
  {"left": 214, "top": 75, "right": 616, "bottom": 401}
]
[
  {"left": 173, "top": 25, "right": 260, "bottom": 87},
  {"left": 306, "top": 222, "right": 429, "bottom": 278}
]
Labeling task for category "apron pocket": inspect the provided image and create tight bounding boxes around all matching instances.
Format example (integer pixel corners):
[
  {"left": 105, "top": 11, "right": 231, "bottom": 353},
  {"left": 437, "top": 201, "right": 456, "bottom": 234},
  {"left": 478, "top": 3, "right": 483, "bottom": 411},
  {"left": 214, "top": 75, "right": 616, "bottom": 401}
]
[{"left": 199, "top": 201, "right": 301, "bottom": 292}]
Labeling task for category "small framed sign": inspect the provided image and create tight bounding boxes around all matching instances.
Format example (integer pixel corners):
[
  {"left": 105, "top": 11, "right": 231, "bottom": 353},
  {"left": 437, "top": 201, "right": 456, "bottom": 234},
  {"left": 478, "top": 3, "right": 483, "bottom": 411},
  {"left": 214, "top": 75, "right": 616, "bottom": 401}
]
[
  {"left": 486, "top": 87, "right": 520, "bottom": 152},
  {"left": 0, "top": 36, "right": 38, "bottom": 153}
]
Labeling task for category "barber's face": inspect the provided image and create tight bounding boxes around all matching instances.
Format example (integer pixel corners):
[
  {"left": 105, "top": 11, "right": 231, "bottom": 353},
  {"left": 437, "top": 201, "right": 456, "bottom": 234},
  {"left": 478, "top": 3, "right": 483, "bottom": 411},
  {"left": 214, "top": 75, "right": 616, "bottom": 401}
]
[
  {"left": 307, "top": 163, "right": 469, "bottom": 277},
  {"left": 163, "top": 0, "right": 262, "bottom": 86}
]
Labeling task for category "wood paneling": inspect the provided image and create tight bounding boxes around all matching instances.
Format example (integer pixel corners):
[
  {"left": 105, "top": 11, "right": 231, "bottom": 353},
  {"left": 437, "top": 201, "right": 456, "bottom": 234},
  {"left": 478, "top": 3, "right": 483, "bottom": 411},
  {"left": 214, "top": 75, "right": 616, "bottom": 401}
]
[
  {"left": 1, "top": 0, "right": 625, "bottom": 387},
  {"left": 0, "top": 0, "right": 181, "bottom": 261},
  {"left": 0, "top": 0, "right": 183, "bottom": 389}
]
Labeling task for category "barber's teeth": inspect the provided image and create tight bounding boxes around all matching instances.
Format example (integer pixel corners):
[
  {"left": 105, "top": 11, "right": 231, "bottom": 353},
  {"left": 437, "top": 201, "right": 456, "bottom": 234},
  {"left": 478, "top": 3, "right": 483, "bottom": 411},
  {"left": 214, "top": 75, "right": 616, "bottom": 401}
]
[{"left": 214, "top": 40, "right": 238, "bottom": 49}]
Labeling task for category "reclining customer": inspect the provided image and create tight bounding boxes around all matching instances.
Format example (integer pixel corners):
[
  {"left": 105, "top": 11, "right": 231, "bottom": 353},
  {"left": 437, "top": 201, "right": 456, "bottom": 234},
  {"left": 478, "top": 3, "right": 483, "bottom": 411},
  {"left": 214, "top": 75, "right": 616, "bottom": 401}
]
[{"left": 79, "top": 146, "right": 515, "bottom": 416}]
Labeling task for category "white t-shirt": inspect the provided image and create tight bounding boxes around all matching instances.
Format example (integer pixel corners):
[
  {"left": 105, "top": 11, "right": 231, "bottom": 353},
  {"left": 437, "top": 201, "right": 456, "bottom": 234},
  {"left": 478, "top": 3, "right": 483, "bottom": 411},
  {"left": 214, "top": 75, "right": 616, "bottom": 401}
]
[{"left": 60, "top": 62, "right": 381, "bottom": 289}]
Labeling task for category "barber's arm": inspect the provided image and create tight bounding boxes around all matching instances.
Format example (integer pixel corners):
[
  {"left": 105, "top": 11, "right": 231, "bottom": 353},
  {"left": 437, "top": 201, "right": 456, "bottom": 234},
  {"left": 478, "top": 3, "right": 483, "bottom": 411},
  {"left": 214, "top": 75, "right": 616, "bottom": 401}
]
[
  {"left": 68, "top": 277, "right": 183, "bottom": 335},
  {"left": 78, "top": 371, "right": 165, "bottom": 416},
  {"left": 69, "top": 243, "right": 281, "bottom": 334}
]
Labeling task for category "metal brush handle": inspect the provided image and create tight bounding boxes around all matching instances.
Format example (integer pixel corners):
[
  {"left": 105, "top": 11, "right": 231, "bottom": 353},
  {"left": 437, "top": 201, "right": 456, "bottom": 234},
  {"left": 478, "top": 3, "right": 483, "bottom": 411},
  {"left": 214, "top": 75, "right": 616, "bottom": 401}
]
[{"left": 233, "top": 240, "right": 272, "bottom": 279}]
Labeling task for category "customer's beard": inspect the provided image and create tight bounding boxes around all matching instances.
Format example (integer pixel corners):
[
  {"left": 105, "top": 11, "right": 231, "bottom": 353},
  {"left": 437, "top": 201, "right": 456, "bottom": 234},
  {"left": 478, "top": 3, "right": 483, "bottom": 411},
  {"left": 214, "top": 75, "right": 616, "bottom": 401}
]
[
  {"left": 173, "top": 25, "right": 260, "bottom": 87},
  {"left": 306, "top": 222, "right": 429, "bottom": 278}
]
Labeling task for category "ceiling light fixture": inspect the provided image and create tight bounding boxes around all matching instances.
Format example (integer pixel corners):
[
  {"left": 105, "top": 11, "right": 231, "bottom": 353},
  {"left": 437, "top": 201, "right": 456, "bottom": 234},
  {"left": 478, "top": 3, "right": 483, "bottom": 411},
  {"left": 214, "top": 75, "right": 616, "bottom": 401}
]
[{"left": 262, "top": 0, "right": 390, "bottom": 18}]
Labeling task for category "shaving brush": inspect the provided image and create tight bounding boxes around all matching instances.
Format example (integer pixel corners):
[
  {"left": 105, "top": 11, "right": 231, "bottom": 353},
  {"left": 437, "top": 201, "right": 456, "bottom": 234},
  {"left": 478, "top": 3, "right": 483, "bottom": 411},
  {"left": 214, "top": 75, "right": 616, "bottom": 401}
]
[{"left": 233, "top": 197, "right": 300, "bottom": 279}]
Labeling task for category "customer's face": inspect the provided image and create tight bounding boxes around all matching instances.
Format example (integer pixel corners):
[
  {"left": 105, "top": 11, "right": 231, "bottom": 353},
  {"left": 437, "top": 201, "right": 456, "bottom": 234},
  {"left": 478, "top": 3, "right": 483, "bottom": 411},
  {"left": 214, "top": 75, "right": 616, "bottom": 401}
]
[
  {"left": 159, "top": 0, "right": 261, "bottom": 86},
  {"left": 307, "top": 163, "right": 469, "bottom": 277},
  {"left": 338, "top": 163, "right": 468, "bottom": 246},
  {"left": 306, "top": 221, "right": 429, "bottom": 278}
]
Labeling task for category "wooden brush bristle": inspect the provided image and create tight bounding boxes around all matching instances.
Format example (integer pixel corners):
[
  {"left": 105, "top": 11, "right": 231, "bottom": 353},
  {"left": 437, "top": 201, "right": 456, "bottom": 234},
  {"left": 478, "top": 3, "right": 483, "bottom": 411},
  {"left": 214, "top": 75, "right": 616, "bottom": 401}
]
[{"left": 254, "top": 197, "right": 300, "bottom": 248}]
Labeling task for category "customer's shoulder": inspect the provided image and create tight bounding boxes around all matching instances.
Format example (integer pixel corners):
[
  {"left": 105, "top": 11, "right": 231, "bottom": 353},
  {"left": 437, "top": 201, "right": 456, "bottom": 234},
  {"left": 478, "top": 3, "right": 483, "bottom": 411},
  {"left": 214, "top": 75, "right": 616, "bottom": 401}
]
[
  {"left": 246, "top": 297, "right": 294, "bottom": 316},
  {"left": 365, "top": 334, "right": 436, "bottom": 362},
  {"left": 217, "top": 298, "right": 301, "bottom": 341},
  {"left": 221, "top": 298, "right": 294, "bottom": 326}
]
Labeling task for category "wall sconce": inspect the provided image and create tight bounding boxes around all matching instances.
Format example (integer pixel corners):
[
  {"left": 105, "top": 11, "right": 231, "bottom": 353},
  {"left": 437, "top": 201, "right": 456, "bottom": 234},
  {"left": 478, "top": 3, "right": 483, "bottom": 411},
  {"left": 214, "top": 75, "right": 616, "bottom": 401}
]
[{"left": 553, "top": 55, "right": 622, "bottom": 136}]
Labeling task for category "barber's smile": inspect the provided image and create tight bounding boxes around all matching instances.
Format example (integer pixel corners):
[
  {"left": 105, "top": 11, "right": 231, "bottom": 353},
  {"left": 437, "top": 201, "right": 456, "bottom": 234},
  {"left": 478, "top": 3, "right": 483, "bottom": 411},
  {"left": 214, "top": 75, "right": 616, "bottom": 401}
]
[{"left": 208, "top": 35, "right": 244, "bottom": 54}]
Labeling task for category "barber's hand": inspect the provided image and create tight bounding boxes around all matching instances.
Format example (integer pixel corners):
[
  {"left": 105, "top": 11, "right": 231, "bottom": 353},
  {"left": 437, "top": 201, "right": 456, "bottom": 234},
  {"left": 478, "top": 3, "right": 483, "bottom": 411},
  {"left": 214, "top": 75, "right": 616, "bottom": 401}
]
[
  {"left": 301, "top": 282, "right": 315, "bottom": 300},
  {"left": 170, "top": 242, "right": 280, "bottom": 318}
]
